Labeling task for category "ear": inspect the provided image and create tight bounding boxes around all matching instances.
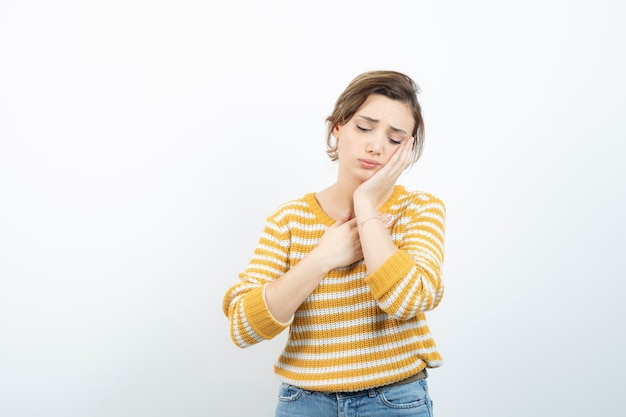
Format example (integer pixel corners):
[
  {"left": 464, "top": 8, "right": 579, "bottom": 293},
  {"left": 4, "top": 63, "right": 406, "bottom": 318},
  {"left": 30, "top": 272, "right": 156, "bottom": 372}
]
[{"left": 332, "top": 123, "right": 341, "bottom": 139}]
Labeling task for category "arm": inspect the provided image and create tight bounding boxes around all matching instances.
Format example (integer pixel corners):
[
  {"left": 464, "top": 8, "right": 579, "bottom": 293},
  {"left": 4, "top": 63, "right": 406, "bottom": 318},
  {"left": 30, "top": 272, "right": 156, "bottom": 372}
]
[
  {"left": 365, "top": 196, "right": 446, "bottom": 319},
  {"left": 222, "top": 218, "right": 292, "bottom": 348},
  {"left": 353, "top": 138, "right": 445, "bottom": 319},
  {"left": 265, "top": 211, "right": 363, "bottom": 322},
  {"left": 223, "top": 211, "right": 362, "bottom": 347},
  {"left": 353, "top": 136, "right": 414, "bottom": 272}
]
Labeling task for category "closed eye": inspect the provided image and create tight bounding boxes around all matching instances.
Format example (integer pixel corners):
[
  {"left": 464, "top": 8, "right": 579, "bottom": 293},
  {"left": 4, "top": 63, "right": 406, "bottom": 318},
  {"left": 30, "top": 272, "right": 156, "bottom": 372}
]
[
  {"left": 356, "top": 125, "right": 371, "bottom": 132},
  {"left": 389, "top": 138, "right": 402, "bottom": 145}
]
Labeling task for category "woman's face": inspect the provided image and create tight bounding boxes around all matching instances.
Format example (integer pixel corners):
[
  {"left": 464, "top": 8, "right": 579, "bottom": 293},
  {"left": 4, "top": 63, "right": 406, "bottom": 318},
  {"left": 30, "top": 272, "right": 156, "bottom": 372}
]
[{"left": 334, "top": 94, "right": 414, "bottom": 182}]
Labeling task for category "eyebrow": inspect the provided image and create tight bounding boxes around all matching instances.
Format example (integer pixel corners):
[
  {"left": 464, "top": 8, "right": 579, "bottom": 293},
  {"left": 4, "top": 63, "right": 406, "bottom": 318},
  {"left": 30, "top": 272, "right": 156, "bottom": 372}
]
[{"left": 356, "top": 115, "right": 408, "bottom": 135}]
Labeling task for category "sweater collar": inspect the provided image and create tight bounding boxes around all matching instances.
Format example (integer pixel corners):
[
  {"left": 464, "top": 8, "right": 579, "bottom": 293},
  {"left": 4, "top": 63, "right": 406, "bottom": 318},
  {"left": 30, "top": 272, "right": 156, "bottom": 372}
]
[{"left": 305, "top": 185, "right": 405, "bottom": 226}]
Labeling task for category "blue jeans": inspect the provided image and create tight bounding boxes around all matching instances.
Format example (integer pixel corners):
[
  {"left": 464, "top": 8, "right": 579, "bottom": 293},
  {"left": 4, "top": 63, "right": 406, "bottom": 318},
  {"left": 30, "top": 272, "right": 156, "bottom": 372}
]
[{"left": 274, "top": 378, "right": 433, "bottom": 417}]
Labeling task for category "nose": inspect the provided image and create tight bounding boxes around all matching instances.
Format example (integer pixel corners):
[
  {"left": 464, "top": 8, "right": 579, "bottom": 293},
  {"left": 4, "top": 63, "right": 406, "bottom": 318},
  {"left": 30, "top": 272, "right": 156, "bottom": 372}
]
[{"left": 366, "top": 134, "right": 383, "bottom": 155}]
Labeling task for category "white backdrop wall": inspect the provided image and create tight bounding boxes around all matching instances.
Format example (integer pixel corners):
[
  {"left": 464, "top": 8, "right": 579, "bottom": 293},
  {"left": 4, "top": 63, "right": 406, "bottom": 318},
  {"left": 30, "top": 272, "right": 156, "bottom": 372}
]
[{"left": 1, "top": 1, "right": 625, "bottom": 416}]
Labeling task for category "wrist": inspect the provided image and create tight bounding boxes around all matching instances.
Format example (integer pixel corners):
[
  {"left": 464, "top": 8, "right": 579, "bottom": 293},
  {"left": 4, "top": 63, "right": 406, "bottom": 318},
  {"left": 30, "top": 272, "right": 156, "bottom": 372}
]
[
  {"left": 305, "top": 247, "right": 336, "bottom": 274},
  {"left": 357, "top": 216, "right": 384, "bottom": 228},
  {"left": 353, "top": 199, "right": 377, "bottom": 218}
]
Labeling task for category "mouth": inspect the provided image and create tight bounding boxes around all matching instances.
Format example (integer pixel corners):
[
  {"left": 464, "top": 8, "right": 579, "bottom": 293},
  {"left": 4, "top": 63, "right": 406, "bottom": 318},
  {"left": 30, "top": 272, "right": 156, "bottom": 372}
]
[{"left": 358, "top": 159, "right": 381, "bottom": 169}]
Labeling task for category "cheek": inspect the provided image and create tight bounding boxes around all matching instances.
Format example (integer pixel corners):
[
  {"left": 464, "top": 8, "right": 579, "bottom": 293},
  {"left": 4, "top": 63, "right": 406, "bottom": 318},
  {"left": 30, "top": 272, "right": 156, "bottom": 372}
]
[
  {"left": 337, "top": 135, "right": 356, "bottom": 154},
  {"left": 335, "top": 138, "right": 343, "bottom": 155}
]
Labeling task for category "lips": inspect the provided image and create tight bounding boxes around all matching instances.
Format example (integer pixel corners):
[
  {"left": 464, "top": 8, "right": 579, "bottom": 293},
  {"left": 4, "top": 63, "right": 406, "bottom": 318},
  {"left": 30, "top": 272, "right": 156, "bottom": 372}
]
[{"left": 358, "top": 159, "right": 381, "bottom": 169}]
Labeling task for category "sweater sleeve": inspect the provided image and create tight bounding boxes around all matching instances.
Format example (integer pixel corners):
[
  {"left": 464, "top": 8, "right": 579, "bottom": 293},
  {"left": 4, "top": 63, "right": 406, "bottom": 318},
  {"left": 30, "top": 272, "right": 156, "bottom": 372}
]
[
  {"left": 222, "top": 214, "right": 293, "bottom": 348},
  {"left": 365, "top": 193, "right": 446, "bottom": 320}
]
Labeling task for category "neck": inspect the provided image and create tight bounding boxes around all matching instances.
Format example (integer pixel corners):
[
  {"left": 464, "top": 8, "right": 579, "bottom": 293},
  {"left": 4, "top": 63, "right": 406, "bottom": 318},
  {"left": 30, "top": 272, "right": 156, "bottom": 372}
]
[{"left": 314, "top": 176, "right": 360, "bottom": 221}]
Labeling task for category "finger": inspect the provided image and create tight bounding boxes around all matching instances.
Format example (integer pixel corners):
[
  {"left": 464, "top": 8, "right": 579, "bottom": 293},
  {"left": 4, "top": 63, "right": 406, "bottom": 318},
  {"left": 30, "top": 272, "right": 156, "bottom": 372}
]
[
  {"left": 399, "top": 137, "right": 414, "bottom": 159},
  {"left": 383, "top": 142, "right": 411, "bottom": 178},
  {"left": 379, "top": 212, "right": 393, "bottom": 227},
  {"left": 394, "top": 137, "right": 415, "bottom": 172},
  {"left": 392, "top": 138, "right": 414, "bottom": 166}
]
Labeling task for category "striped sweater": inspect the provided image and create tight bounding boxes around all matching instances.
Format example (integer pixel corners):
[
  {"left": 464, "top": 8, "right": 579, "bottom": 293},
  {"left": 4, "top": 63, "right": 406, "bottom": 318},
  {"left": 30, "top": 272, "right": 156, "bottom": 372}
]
[{"left": 222, "top": 185, "right": 446, "bottom": 392}]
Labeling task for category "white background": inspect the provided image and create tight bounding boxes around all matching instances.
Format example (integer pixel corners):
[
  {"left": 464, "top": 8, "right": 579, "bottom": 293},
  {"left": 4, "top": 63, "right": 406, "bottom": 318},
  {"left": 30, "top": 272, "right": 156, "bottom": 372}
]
[{"left": 1, "top": 1, "right": 625, "bottom": 416}]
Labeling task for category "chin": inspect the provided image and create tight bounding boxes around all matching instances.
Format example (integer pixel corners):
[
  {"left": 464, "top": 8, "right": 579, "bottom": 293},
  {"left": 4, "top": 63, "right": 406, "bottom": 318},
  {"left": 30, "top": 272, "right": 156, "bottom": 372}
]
[{"left": 356, "top": 170, "right": 376, "bottom": 182}]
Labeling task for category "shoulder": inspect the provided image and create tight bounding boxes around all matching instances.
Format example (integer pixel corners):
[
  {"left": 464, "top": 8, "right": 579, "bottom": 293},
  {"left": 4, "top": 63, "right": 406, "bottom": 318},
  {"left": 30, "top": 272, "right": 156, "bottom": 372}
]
[
  {"left": 266, "top": 193, "right": 315, "bottom": 224},
  {"left": 397, "top": 186, "right": 446, "bottom": 214}
]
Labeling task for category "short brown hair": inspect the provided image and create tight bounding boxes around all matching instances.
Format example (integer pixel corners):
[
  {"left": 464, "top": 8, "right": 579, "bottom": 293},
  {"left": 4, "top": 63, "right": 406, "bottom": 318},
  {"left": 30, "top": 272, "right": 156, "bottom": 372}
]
[{"left": 325, "top": 70, "right": 425, "bottom": 165}]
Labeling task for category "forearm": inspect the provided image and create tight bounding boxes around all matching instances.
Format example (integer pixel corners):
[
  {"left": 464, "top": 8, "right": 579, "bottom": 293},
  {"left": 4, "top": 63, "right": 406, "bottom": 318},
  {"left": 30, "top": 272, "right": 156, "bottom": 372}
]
[
  {"left": 265, "top": 249, "right": 331, "bottom": 323},
  {"left": 354, "top": 202, "right": 398, "bottom": 273},
  {"left": 361, "top": 195, "right": 447, "bottom": 318}
]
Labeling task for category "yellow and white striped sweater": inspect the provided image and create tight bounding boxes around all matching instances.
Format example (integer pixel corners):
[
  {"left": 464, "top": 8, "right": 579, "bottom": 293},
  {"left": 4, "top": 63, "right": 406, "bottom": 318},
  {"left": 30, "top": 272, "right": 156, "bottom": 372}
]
[{"left": 223, "top": 185, "right": 446, "bottom": 392}]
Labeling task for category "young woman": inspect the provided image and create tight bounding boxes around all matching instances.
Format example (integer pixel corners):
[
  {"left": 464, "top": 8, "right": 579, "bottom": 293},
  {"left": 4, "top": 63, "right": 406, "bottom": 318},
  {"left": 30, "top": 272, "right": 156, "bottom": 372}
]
[{"left": 223, "top": 70, "right": 446, "bottom": 417}]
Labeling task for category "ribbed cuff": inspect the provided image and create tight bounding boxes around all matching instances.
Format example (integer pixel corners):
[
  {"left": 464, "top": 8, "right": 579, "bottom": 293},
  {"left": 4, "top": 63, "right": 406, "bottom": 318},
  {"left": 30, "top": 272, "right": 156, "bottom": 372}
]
[
  {"left": 365, "top": 251, "right": 414, "bottom": 299},
  {"left": 243, "top": 285, "right": 291, "bottom": 340}
]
